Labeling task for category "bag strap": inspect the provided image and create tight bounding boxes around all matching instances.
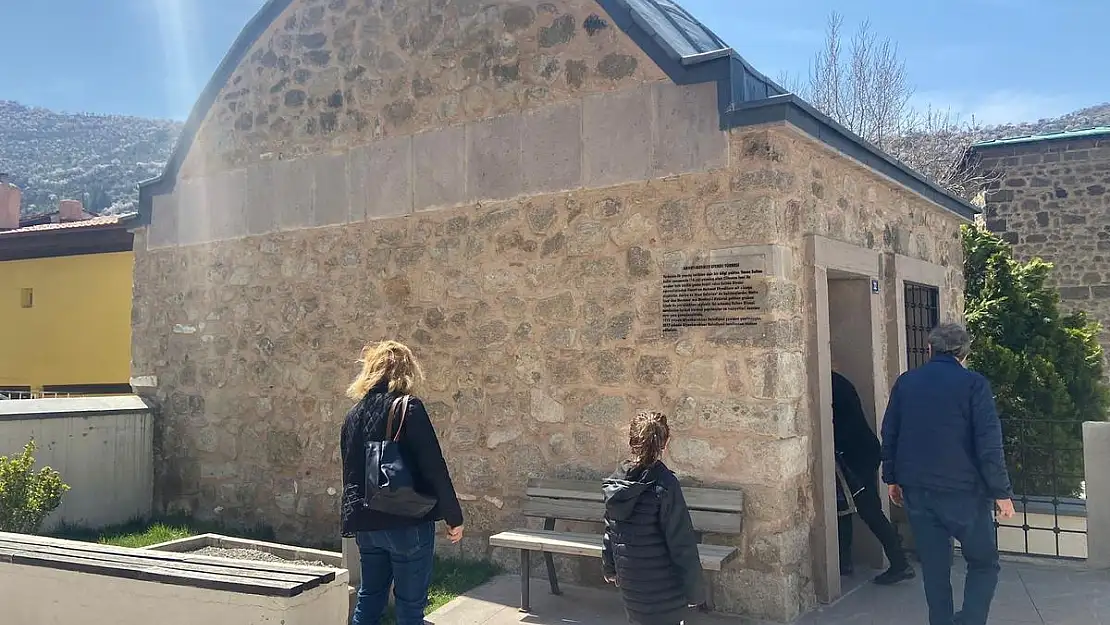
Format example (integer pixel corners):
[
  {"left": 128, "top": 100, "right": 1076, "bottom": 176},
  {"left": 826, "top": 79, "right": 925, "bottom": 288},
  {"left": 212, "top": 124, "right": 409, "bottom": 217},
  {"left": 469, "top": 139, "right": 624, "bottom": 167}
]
[{"left": 385, "top": 395, "right": 411, "bottom": 442}]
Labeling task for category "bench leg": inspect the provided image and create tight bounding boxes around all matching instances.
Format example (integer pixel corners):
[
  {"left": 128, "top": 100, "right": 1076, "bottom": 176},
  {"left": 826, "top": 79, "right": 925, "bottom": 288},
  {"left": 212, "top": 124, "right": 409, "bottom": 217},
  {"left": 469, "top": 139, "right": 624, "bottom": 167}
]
[
  {"left": 543, "top": 552, "right": 561, "bottom": 596},
  {"left": 705, "top": 572, "right": 716, "bottom": 612},
  {"left": 520, "top": 549, "right": 531, "bottom": 613},
  {"left": 542, "top": 518, "right": 562, "bottom": 596}
]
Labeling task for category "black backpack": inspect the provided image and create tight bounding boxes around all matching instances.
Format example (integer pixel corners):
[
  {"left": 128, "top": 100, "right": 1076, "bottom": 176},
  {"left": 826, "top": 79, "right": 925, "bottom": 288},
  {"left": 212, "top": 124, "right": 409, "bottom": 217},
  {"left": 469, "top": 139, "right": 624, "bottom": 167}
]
[{"left": 363, "top": 395, "right": 438, "bottom": 518}]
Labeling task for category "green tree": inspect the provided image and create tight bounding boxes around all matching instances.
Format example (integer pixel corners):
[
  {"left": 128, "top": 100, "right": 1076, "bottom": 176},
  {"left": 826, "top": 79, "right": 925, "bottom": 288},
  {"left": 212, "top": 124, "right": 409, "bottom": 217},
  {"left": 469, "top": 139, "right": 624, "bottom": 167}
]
[
  {"left": 0, "top": 440, "right": 70, "bottom": 534},
  {"left": 963, "top": 224, "right": 1109, "bottom": 499}
]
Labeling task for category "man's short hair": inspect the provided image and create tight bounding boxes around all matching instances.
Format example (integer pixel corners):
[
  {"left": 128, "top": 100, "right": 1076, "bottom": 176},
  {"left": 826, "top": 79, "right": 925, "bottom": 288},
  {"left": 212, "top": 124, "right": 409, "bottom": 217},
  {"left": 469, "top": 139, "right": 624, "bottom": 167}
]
[{"left": 928, "top": 322, "right": 972, "bottom": 359}]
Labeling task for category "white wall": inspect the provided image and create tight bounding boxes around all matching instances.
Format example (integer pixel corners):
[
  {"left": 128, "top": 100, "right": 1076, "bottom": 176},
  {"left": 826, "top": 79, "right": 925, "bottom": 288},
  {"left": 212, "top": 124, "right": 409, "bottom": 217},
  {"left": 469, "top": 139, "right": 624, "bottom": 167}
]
[{"left": 0, "top": 396, "right": 153, "bottom": 530}]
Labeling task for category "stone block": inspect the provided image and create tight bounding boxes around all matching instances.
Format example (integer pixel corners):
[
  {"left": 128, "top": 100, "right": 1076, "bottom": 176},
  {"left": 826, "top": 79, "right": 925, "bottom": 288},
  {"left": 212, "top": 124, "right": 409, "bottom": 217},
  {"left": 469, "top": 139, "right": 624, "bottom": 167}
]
[
  {"left": 175, "top": 179, "right": 211, "bottom": 246},
  {"left": 467, "top": 114, "right": 523, "bottom": 201},
  {"left": 349, "top": 136, "right": 413, "bottom": 220},
  {"left": 312, "top": 152, "right": 350, "bottom": 226},
  {"left": 668, "top": 436, "right": 727, "bottom": 471},
  {"left": 207, "top": 169, "right": 248, "bottom": 241},
  {"left": 583, "top": 86, "right": 652, "bottom": 187},
  {"left": 715, "top": 568, "right": 804, "bottom": 623},
  {"left": 1084, "top": 421, "right": 1110, "bottom": 569},
  {"left": 273, "top": 158, "right": 315, "bottom": 230},
  {"left": 682, "top": 396, "right": 799, "bottom": 438},
  {"left": 729, "top": 436, "right": 809, "bottom": 485},
  {"left": 652, "top": 81, "right": 727, "bottom": 177},
  {"left": 245, "top": 162, "right": 277, "bottom": 235},
  {"left": 413, "top": 126, "right": 466, "bottom": 210},
  {"left": 522, "top": 101, "right": 582, "bottom": 193},
  {"left": 747, "top": 351, "right": 806, "bottom": 399},
  {"left": 147, "top": 192, "right": 179, "bottom": 249}
]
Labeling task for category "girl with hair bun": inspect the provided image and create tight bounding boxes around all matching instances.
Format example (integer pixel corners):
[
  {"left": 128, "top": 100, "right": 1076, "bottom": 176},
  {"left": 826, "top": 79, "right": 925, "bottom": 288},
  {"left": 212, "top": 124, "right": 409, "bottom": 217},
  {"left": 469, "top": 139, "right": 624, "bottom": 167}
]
[{"left": 601, "top": 410, "right": 706, "bottom": 625}]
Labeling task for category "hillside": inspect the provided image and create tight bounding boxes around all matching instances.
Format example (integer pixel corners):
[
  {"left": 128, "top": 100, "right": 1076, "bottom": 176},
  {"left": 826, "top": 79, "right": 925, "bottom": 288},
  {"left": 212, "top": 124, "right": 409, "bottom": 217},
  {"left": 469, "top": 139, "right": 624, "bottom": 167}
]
[
  {"left": 0, "top": 99, "right": 1106, "bottom": 220},
  {"left": 0, "top": 101, "right": 181, "bottom": 217},
  {"left": 961, "top": 102, "right": 1110, "bottom": 145}
]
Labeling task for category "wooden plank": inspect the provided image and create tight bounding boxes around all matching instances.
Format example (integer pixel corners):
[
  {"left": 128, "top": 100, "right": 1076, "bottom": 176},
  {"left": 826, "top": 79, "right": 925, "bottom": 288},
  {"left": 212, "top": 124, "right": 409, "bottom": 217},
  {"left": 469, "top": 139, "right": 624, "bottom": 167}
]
[
  {"left": 522, "top": 498, "right": 743, "bottom": 535},
  {"left": 526, "top": 479, "right": 744, "bottom": 513},
  {"left": 0, "top": 539, "right": 326, "bottom": 586},
  {"left": 488, "top": 530, "right": 738, "bottom": 571},
  {"left": 522, "top": 496, "right": 604, "bottom": 523},
  {"left": 0, "top": 537, "right": 334, "bottom": 581},
  {"left": 0, "top": 532, "right": 337, "bottom": 578},
  {"left": 0, "top": 548, "right": 311, "bottom": 597}
]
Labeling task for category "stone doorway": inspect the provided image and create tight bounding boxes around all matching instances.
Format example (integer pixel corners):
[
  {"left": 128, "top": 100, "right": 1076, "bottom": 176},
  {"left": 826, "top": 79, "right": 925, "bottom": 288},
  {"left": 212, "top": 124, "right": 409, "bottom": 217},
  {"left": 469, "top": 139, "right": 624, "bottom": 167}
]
[
  {"left": 806, "top": 236, "right": 886, "bottom": 604},
  {"left": 828, "top": 271, "right": 887, "bottom": 575}
]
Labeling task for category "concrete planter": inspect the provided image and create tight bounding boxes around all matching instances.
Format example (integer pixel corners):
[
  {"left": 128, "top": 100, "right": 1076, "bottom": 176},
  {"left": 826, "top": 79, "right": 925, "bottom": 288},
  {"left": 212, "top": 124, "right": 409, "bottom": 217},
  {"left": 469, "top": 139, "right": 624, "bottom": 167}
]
[{"left": 143, "top": 534, "right": 358, "bottom": 621}]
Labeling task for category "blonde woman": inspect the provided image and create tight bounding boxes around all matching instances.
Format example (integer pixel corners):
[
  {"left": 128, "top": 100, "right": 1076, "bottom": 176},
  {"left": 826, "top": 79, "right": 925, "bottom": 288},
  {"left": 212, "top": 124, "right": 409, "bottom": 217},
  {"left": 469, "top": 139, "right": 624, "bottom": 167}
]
[{"left": 341, "top": 341, "right": 464, "bottom": 625}]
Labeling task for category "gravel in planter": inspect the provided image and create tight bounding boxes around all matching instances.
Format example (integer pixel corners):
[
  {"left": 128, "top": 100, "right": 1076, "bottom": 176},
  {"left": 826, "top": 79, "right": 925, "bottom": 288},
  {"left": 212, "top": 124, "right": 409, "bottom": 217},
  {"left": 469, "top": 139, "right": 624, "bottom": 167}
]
[{"left": 190, "top": 546, "right": 328, "bottom": 568}]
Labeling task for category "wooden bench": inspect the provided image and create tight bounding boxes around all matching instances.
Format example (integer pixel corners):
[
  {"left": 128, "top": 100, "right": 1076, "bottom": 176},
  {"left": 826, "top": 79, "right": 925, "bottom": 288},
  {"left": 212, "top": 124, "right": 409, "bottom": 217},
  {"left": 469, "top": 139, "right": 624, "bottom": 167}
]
[
  {"left": 0, "top": 532, "right": 349, "bottom": 625},
  {"left": 489, "top": 478, "right": 744, "bottom": 613}
]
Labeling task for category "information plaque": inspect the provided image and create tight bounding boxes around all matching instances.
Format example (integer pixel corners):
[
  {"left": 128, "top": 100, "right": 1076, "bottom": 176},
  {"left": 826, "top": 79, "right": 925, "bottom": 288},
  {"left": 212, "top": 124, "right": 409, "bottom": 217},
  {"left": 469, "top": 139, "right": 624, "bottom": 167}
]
[{"left": 662, "top": 251, "right": 768, "bottom": 335}]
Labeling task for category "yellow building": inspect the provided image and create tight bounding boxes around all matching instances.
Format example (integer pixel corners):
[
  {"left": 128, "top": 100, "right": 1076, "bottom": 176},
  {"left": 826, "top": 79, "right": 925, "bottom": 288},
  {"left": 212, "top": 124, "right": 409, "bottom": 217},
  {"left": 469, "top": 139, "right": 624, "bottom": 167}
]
[{"left": 0, "top": 192, "right": 135, "bottom": 397}]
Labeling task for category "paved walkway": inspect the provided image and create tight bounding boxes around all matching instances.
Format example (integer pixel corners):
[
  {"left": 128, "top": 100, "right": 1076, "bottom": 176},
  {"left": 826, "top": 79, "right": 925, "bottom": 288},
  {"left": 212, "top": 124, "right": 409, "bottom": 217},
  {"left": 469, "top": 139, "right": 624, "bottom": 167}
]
[{"left": 427, "top": 561, "right": 1110, "bottom": 625}]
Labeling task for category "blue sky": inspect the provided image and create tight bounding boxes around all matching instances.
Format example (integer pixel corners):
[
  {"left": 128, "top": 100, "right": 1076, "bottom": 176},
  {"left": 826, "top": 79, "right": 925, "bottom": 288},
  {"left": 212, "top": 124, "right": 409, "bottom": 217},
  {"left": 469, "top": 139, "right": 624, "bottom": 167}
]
[{"left": 1, "top": 0, "right": 1106, "bottom": 125}]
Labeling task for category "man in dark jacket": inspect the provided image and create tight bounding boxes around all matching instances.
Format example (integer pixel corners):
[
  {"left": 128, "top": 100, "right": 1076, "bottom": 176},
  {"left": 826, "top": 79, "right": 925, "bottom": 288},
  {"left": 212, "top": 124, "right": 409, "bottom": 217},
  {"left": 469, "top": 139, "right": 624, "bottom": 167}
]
[
  {"left": 832, "top": 369, "right": 913, "bottom": 584},
  {"left": 602, "top": 460, "right": 704, "bottom": 625},
  {"left": 882, "top": 323, "right": 1016, "bottom": 625}
]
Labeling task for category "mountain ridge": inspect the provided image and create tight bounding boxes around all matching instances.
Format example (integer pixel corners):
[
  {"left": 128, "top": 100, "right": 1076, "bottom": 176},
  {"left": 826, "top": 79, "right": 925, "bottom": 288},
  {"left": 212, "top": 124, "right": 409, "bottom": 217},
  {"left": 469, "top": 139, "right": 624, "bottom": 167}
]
[
  {"left": 1, "top": 100, "right": 1108, "bottom": 220},
  {"left": 0, "top": 100, "right": 181, "bottom": 218}
]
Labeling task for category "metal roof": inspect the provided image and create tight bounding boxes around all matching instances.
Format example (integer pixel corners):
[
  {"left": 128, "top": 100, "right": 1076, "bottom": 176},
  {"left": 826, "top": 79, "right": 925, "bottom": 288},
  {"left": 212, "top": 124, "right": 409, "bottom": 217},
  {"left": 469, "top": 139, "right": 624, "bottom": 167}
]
[
  {"left": 0, "top": 213, "right": 136, "bottom": 237},
  {"left": 972, "top": 126, "right": 1110, "bottom": 149}
]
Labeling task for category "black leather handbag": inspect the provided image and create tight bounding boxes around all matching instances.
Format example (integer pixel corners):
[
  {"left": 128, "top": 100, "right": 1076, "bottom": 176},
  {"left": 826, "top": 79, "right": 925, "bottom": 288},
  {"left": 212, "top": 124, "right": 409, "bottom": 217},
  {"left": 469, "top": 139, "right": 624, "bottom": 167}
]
[{"left": 363, "top": 395, "right": 438, "bottom": 518}]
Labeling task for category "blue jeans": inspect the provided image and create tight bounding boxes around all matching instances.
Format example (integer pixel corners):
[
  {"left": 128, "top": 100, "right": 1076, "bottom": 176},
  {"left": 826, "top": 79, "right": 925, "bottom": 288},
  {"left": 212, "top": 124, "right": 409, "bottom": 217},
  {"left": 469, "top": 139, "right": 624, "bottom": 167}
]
[
  {"left": 352, "top": 522, "right": 436, "bottom": 625},
  {"left": 904, "top": 488, "right": 1000, "bottom": 625}
]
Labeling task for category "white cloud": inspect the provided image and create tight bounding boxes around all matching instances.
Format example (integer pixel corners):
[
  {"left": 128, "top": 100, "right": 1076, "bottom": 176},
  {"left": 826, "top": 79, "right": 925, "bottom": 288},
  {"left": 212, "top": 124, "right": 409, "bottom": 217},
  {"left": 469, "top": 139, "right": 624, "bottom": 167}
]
[{"left": 911, "top": 89, "right": 1082, "bottom": 126}]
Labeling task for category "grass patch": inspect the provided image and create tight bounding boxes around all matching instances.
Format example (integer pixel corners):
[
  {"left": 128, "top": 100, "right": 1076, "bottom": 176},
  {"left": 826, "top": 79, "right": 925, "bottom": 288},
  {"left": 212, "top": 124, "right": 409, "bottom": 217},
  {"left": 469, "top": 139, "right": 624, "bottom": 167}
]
[
  {"left": 51, "top": 515, "right": 275, "bottom": 548},
  {"left": 379, "top": 556, "right": 502, "bottom": 624},
  {"left": 95, "top": 522, "right": 194, "bottom": 548},
  {"left": 427, "top": 556, "right": 502, "bottom": 613}
]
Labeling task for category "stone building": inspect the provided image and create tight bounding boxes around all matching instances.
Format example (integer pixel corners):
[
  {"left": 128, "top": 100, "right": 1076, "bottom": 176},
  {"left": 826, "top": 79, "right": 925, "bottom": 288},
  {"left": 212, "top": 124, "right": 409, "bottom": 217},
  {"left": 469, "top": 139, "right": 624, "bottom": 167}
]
[
  {"left": 969, "top": 128, "right": 1110, "bottom": 361},
  {"left": 128, "top": 0, "right": 976, "bottom": 620}
]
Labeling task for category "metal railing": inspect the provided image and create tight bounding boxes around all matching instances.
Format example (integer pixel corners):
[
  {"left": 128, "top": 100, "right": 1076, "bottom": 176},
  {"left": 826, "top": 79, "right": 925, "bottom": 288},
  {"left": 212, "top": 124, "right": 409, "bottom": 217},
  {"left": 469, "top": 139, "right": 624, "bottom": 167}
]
[
  {"left": 0, "top": 390, "right": 76, "bottom": 400},
  {"left": 997, "top": 416, "right": 1087, "bottom": 560}
]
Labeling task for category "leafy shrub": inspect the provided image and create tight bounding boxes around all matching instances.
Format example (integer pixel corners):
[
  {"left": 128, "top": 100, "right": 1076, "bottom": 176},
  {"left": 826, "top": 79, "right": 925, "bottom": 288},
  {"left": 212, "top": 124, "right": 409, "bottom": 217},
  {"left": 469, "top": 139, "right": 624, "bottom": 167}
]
[
  {"left": 963, "top": 224, "right": 1110, "bottom": 498},
  {"left": 0, "top": 440, "right": 70, "bottom": 533}
]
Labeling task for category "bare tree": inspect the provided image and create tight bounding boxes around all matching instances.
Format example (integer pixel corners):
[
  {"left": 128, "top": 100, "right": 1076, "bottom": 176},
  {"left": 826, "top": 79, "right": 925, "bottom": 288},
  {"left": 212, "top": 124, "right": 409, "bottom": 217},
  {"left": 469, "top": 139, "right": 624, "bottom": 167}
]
[{"left": 790, "top": 13, "right": 996, "bottom": 201}]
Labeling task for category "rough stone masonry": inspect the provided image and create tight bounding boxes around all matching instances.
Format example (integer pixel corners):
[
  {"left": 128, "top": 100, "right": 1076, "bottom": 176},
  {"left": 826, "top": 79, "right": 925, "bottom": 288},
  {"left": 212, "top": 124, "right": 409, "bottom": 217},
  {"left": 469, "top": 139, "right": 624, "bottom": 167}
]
[
  {"left": 973, "top": 131, "right": 1110, "bottom": 371},
  {"left": 130, "top": 0, "right": 967, "bottom": 621}
]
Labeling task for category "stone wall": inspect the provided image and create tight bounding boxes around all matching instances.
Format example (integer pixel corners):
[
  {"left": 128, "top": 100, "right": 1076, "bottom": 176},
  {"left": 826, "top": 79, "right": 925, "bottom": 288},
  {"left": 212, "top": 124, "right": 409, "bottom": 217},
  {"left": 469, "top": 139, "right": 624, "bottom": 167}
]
[
  {"left": 976, "top": 135, "right": 1110, "bottom": 356},
  {"left": 134, "top": 162, "right": 816, "bottom": 620},
  {"left": 131, "top": 1, "right": 968, "bottom": 621},
  {"left": 132, "top": 123, "right": 965, "bottom": 622},
  {"left": 179, "top": 0, "right": 664, "bottom": 179}
]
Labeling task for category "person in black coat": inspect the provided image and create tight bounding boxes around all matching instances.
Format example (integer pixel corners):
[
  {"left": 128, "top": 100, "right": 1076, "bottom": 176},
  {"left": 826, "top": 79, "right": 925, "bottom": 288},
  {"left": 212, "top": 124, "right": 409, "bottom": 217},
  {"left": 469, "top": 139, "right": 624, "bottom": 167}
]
[
  {"left": 602, "top": 410, "right": 705, "bottom": 625},
  {"left": 341, "top": 340, "right": 465, "bottom": 625},
  {"left": 832, "top": 369, "right": 913, "bottom": 585}
]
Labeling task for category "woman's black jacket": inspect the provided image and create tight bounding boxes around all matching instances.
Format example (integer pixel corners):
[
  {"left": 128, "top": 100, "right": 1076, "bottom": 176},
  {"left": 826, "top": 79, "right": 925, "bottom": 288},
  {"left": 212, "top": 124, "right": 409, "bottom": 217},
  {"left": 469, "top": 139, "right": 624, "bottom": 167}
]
[{"left": 340, "top": 383, "right": 463, "bottom": 536}]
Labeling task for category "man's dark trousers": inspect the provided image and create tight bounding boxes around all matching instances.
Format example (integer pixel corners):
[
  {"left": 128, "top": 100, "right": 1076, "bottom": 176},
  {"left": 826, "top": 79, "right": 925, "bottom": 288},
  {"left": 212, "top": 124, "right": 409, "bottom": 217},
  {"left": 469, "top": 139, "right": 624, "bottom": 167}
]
[
  {"left": 904, "top": 488, "right": 1000, "bottom": 625},
  {"left": 839, "top": 483, "right": 908, "bottom": 572}
]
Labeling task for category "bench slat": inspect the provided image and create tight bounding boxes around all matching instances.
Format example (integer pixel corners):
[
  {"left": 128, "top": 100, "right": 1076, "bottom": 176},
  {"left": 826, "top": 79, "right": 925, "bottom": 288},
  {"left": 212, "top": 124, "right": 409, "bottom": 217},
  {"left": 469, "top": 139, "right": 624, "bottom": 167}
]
[
  {"left": 522, "top": 498, "right": 743, "bottom": 534},
  {"left": 0, "top": 547, "right": 313, "bottom": 597},
  {"left": 489, "top": 530, "right": 738, "bottom": 571},
  {"left": 526, "top": 479, "right": 743, "bottom": 513},
  {"left": 0, "top": 539, "right": 325, "bottom": 585}
]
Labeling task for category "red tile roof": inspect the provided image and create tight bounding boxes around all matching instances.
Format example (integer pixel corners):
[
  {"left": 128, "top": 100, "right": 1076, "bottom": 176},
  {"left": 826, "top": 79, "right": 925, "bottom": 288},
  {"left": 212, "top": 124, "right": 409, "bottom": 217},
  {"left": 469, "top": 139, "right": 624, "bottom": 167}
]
[{"left": 0, "top": 214, "right": 134, "bottom": 236}]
